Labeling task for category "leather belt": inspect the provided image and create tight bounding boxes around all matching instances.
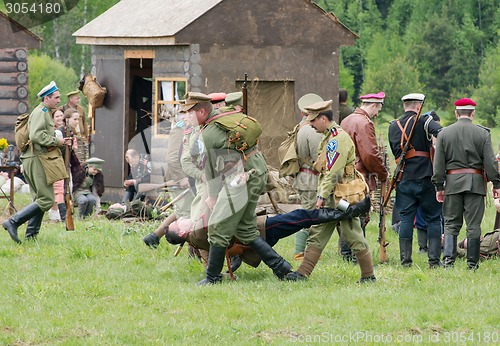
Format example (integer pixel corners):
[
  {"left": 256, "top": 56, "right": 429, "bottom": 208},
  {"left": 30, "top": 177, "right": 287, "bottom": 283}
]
[
  {"left": 300, "top": 168, "right": 319, "bottom": 176},
  {"left": 446, "top": 168, "right": 482, "bottom": 175}
]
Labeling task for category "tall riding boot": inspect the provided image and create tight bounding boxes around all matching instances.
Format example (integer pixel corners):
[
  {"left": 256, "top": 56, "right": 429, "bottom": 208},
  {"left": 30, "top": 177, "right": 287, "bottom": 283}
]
[
  {"left": 25, "top": 210, "right": 45, "bottom": 240},
  {"left": 356, "top": 248, "right": 376, "bottom": 283},
  {"left": 442, "top": 234, "right": 457, "bottom": 268},
  {"left": 466, "top": 238, "right": 480, "bottom": 270},
  {"left": 399, "top": 238, "right": 413, "bottom": 267},
  {"left": 249, "top": 237, "right": 292, "bottom": 279},
  {"left": 286, "top": 246, "right": 322, "bottom": 281},
  {"left": 417, "top": 228, "right": 428, "bottom": 253},
  {"left": 2, "top": 203, "right": 42, "bottom": 244},
  {"left": 317, "top": 195, "right": 371, "bottom": 223},
  {"left": 58, "top": 203, "right": 67, "bottom": 222},
  {"left": 427, "top": 237, "right": 442, "bottom": 268},
  {"left": 196, "top": 245, "right": 226, "bottom": 285}
]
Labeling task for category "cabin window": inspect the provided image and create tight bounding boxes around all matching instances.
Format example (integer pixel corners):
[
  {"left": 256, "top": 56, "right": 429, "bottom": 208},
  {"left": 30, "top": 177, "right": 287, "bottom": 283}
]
[{"left": 154, "top": 78, "right": 187, "bottom": 136}]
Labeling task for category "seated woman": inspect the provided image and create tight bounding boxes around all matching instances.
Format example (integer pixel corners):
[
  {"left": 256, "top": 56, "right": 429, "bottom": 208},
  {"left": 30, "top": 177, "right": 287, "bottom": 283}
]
[
  {"left": 122, "top": 149, "right": 151, "bottom": 202},
  {"left": 72, "top": 157, "right": 105, "bottom": 218}
]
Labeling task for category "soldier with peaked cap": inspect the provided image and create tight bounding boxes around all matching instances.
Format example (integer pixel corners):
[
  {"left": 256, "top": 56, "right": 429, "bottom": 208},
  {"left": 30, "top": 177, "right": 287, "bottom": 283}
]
[
  {"left": 388, "top": 93, "right": 442, "bottom": 268},
  {"left": 181, "top": 91, "right": 292, "bottom": 284},
  {"left": 432, "top": 98, "right": 500, "bottom": 270},
  {"left": 338, "top": 91, "right": 388, "bottom": 261},
  {"left": 208, "top": 92, "right": 227, "bottom": 110},
  {"left": 292, "top": 93, "right": 324, "bottom": 261},
  {"left": 223, "top": 91, "right": 243, "bottom": 112},
  {"left": 3, "top": 81, "right": 67, "bottom": 243},
  {"left": 286, "top": 100, "right": 376, "bottom": 283},
  {"left": 60, "top": 90, "right": 88, "bottom": 163}
]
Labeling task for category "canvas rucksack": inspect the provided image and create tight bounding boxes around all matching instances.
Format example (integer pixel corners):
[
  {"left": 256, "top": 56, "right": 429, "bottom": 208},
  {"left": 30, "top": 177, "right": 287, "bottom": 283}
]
[
  {"left": 207, "top": 111, "right": 263, "bottom": 157},
  {"left": 277, "top": 123, "right": 302, "bottom": 178},
  {"left": 14, "top": 112, "right": 30, "bottom": 152}
]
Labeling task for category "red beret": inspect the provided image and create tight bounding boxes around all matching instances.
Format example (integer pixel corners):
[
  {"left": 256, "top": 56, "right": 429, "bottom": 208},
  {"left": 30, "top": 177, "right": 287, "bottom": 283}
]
[
  {"left": 454, "top": 98, "right": 476, "bottom": 110},
  {"left": 360, "top": 91, "right": 385, "bottom": 103},
  {"left": 208, "top": 92, "right": 227, "bottom": 102}
]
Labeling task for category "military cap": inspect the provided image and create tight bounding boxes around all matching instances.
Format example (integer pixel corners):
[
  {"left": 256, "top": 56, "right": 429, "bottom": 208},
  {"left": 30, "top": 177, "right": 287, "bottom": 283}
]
[
  {"left": 298, "top": 93, "right": 323, "bottom": 112},
  {"left": 360, "top": 91, "right": 385, "bottom": 103},
  {"left": 66, "top": 90, "right": 80, "bottom": 97},
  {"left": 225, "top": 91, "right": 243, "bottom": 106},
  {"left": 454, "top": 98, "right": 476, "bottom": 110},
  {"left": 86, "top": 157, "right": 105, "bottom": 171},
  {"left": 180, "top": 92, "right": 212, "bottom": 112},
  {"left": 208, "top": 92, "right": 227, "bottom": 103},
  {"left": 305, "top": 100, "right": 333, "bottom": 121},
  {"left": 401, "top": 93, "right": 425, "bottom": 102},
  {"left": 37, "top": 81, "right": 58, "bottom": 98}
]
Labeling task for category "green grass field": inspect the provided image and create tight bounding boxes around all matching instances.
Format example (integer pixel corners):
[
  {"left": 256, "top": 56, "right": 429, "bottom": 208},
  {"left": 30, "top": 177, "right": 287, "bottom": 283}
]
[{"left": 1, "top": 188, "right": 499, "bottom": 345}]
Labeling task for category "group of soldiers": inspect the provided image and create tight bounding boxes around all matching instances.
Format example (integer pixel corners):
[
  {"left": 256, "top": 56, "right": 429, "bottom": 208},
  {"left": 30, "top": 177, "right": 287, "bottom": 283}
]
[{"left": 142, "top": 87, "right": 500, "bottom": 285}]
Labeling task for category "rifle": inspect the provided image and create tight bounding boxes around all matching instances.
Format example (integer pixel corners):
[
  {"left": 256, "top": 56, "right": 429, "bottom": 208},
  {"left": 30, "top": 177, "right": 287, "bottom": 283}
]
[
  {"left": 383, "top": 96, "right": 426, "bottom": 208},
  {"left": 242, "top": 73, "right": 248, "bottom": 114},
  {"left": 159, "top": 188, "right": 192, "bottom": 213},
  {"left": 378, "top": 135, "right": 388, "bottom": 263},
  {"left": 64, "top": 127, "right": 75, "bottom": 231}
]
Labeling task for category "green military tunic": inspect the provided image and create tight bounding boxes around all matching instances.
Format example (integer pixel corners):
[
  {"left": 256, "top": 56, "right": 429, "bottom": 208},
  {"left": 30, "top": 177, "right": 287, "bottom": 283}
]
[
  {"left": 201, "top": 110, "right": 268, "bottom": 247},
  {"left": 21, "top": 103, "right": 61, "bottom": 211},
  {"left": 433, "top": 117, "right": 500, "bottom": 238},
  {"left": 305, "top": 123, "right": 368, "bottom": 254}
]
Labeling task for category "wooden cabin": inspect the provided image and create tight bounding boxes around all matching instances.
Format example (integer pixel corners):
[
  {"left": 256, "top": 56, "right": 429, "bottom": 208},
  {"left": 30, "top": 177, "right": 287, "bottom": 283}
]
[{"left": 74, "top": 0, "right": 357, "bottom": 202}]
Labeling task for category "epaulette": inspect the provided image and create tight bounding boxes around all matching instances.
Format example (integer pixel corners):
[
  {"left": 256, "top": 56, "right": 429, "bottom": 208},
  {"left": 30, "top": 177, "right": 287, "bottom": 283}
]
[
  {"left": 389, "top": 119, "right": 396, "bottom": 124},
  {"left": 183, "top": 127, "right": 193, "bottom": 135},
  {"left": 330, "top": 127, "right": 339, "bottom": 137},
  {"left": 476, "top": 124, "right": 490, "bottom": 132},
  {"left": 41, "top": 106, "right": 48, "bottom": 112}
]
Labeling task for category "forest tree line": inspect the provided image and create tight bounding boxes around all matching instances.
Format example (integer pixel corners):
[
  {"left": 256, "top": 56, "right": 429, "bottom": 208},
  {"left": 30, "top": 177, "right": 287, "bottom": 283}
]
[{"left": 5, "top": 0, "right": 499, "bottom": 127}]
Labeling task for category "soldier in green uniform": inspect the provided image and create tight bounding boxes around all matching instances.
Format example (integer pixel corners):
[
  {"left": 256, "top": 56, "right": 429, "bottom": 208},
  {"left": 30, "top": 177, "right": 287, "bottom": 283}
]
[
  {"left": 292, "top": 93, "right": 323, "bottom": 261},
  {"left": 3, "top": 81, "right": 67, "bottom": 243},
  {"left": 286, "top": 100, "right": 376, "bottom": 282},
  {"left": 432, "top": 98, "right": 500, "bottom": 269},
  {"left": 286, "top": 100, "right": 376, "bottom": 283},
  {"left": 182, "top": 92, "right": 292, "bottom": 285},
  {"left": 223, "top": 91, "right": 243, "bottom": 112}
]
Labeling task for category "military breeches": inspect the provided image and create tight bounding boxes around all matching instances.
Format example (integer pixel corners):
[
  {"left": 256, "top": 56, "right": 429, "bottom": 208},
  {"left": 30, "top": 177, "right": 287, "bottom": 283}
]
[
  {"left": 208, "top": 172, "right": 266, "bottom": 247},
  {"left": 443, "top": 192, "right": 484, "bottom": 239},
  {"left": 21, "top": 156, "right": 55, "bottom": 211},
  {"left": 395, "top": 178, "right": 443, "bottom": 239}
]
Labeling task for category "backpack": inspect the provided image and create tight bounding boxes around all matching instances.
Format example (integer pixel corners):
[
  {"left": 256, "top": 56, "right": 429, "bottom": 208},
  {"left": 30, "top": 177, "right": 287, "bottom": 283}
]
[
  {"left": 14, "top": 112, "right": 30, "bottom": 152},
  {"left": 208, "top": 111, "right": 263, "bottom": 156},
  {"left": 277, "top": 123, "right": 302, "bottom": 177}
]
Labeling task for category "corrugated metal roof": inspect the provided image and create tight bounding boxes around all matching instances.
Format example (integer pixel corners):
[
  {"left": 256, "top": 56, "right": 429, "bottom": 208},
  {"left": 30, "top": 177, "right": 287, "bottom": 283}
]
[{"left": 73, "top": 0, "right": 223, "bottom": 38}]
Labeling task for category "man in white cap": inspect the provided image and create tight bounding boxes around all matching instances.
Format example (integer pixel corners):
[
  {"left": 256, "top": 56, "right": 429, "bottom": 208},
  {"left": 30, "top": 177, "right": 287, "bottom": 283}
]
[
  {"left": 286, "top": 100, "right": 376, "bottom": 283},
  {"left": 292, "top": 93, "right": 324, "bottom": 261},
  {"left": 338, "top": 91, "right": 388, "bottom": 261},
  {"left": 387, "top": 93, "right": 442, "bottom": 268},
  {"left": 3, "top": 81, "right": 67, "bottom": 243},
  {"left": 432, "top": 98, "right": 500, "bottom": 269}
]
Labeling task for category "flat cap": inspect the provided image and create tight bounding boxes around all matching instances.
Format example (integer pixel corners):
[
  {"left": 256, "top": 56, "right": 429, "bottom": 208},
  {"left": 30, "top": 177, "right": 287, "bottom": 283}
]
[
  {"left": 37, "top": 81, "right": 58, "bottom": 98},
  {"left": 208, "top": 92, "right": 227, "bottom": 103},
  {"left": 360, "top": 91, "right": 385, "bottom": 103},
  {"left": 298, "top": 93, "right": 323, "bottom": 112},
  {"left": 86, "top": 157, "right": 105, "bottom": 171},
  {"left": 454, "top": 98, "right": 476, "bottom": 110},
  {"left": 225, "top": 91, "right": 243, "bottom": 106},
  {"left": 305, "top": 100, "right": 333, "bottom": 121},
  {"left": 401, "top": 93, "right": 425, "bottom": 102},
  {"left": 66, "top": 90, "right": 80, "bottom": 97},
  {"left": 180, "top": 92, "right": 212, "bottom": 112}
]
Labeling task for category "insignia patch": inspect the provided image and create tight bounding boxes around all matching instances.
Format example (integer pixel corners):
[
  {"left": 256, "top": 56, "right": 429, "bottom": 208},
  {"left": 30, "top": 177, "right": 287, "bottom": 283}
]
[
  {"left": 330, "top": 127, "right": 338, "bottom": 136},
  {"left": 42, "top": 106, "right": 48, "bottom": 112},
  {"left": 326, "top": 140, "right": 340, "bottom": 170},
  {"left": 176, "top": 120, "right": 185, "bottom": 128}
]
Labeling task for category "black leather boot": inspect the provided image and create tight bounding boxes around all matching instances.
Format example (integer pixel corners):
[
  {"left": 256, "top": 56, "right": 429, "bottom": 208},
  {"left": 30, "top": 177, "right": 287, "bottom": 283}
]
[
  {"left": 196, "top": 245, "right": 225, "bottom": 285},
  {"left": 417, "top": 228, "right": 428, "bottom": 253},
  {"left": 25, "top": 210, "right": 45, "bottom": 241},
  {"left": 466, "top": 238, "right": 480, "bottom": 270},
  {"left": 229, "top": 255, "right": 242, "bottom": 273},
  {"left": 2, "top": 203, "right": 42, "bottom": 244},
  {"left": 428, "top": 236, "right": 442, "bottom": 268},
  {"left": 339, "top": 236, "right": 354, "bottom": 262},
  {"left": 58, "top": 203, "right": 67, "bottom": 222},
  {"left": 346, "top": 195, "right": 371, "bottom": 218},
  {"left": 399, "top": 238, "right": 413, "bottom": 267},
  {"left": 249, "top": 237, "right": 292, "bottom": 279},
  {"left": 442, "top": 234, "right": 457, "bottom": 268},
  {"left": 143, "top": 233, "right": 160, "bottom": 248},
  {"left": 317, "top": 195, "right": 371, "bottom": 223}
]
